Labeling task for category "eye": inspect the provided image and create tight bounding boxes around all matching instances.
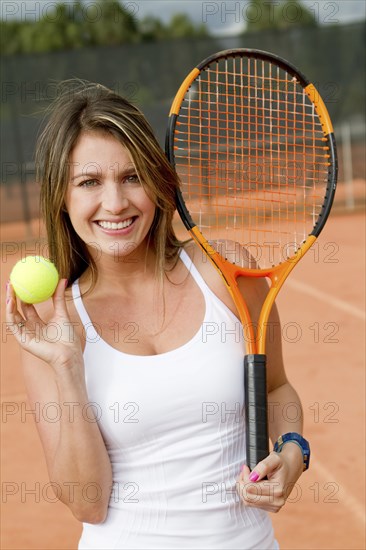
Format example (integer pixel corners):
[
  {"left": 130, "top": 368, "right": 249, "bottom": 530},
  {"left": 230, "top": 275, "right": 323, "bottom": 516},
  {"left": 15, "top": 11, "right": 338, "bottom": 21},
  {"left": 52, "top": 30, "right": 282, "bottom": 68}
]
[
  {"left": 79, "top": 179, "right": 99, "bottom": 188},
  {"left": 124, "top": 174, "right": 140, "bottom": 184}
]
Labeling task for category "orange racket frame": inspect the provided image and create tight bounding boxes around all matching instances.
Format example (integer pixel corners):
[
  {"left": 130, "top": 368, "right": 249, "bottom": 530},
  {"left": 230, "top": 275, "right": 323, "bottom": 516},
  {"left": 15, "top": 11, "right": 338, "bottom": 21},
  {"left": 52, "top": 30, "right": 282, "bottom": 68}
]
[{"left": 166, "top": 49, "right": 337, "bottom": 469}]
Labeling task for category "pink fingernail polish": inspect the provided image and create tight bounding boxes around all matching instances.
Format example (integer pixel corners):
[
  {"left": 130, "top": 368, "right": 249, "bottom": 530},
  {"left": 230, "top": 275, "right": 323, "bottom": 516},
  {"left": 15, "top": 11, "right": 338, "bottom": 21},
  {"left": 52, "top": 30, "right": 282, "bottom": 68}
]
[
  {"left": 240, "top": 465, "right": 245, "bottom": 472},
  {"left": 249, "top": 471, "right": 259, "bottom": 482}
]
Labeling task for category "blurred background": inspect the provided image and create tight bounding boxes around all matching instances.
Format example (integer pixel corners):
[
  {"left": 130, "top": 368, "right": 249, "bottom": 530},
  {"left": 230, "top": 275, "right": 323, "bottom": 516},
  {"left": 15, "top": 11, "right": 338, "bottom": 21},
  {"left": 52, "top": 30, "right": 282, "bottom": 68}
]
[
  {"left": 0, "top": 0, "right": 365, "bottom": 226},
  {"left": 1, "top": 2, "right": 365, "bottom": 549}
]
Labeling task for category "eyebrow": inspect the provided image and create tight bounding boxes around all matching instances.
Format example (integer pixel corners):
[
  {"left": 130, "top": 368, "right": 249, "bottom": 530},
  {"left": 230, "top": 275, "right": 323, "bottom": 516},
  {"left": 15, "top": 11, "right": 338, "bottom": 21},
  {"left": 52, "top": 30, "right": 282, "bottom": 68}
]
[
  {"left": 71, "top": 172, "right": 98, "bottom": 182},
  {"left": 70, "top": 163, "right": 137, "bottom": 182}
]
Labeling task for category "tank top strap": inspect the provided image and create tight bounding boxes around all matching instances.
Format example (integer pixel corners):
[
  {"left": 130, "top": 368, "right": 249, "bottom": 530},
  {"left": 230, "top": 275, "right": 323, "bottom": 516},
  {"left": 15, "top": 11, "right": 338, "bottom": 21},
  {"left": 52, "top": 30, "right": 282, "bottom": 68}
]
[
  {"left": 179, "top": 248, "right": 216, "bottom": 301},
  {"left": 71, "top": 280, "right": 99, "bottom": 340}
]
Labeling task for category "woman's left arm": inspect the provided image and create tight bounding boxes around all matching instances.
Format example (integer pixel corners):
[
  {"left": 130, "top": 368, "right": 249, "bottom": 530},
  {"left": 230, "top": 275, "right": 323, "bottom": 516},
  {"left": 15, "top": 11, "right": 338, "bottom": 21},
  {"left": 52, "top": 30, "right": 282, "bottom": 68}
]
[{"left": 236, "top": 276, "right": 308, "bottom": 513}]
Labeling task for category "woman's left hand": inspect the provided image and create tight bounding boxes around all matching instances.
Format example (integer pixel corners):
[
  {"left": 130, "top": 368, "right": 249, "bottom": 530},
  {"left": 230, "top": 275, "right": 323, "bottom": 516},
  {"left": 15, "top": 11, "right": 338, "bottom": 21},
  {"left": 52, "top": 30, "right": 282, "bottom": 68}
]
[{"left": 237, "top": 444, "right": 304, "bottom": 513}]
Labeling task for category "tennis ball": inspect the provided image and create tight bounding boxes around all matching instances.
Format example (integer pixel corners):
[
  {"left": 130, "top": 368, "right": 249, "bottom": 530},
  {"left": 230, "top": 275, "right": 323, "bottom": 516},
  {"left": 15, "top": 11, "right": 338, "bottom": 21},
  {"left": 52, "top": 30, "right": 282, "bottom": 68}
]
[{"left": 10, "top": 256, "right": 59, "bottom": 304}]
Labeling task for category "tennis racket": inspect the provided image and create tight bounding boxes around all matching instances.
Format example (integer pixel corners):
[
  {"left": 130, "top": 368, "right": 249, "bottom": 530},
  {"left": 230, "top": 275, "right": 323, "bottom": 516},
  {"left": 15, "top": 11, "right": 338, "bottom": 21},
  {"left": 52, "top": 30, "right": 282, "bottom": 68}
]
[{"left": 165, "top": 49, "right": 337, "bottom": 470}]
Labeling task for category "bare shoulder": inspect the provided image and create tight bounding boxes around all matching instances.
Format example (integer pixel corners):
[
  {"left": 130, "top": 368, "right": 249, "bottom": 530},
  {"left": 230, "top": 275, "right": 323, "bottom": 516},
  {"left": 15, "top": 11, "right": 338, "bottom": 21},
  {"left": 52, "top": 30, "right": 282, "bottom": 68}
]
[
  {"left": 182, "top": 241, "right": 238, "bottom": 316},
  {"left": 182, "top": 239, "right": 266, "bottom": 316}
]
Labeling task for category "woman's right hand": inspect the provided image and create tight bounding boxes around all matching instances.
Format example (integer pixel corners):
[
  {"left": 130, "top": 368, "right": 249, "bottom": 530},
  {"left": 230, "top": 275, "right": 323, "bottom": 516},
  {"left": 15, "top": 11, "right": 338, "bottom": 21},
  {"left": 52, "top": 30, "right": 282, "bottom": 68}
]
[{"left": 6, "top": 279, "right": 83, "bottom": 375}]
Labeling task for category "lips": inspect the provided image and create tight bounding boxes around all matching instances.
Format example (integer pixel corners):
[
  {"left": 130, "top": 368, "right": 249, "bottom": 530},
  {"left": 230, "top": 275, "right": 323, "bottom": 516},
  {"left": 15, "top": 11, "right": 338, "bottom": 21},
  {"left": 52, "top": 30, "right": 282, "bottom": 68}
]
[{"left": 96, "top": 218, "right": 135, "bottom": 230}]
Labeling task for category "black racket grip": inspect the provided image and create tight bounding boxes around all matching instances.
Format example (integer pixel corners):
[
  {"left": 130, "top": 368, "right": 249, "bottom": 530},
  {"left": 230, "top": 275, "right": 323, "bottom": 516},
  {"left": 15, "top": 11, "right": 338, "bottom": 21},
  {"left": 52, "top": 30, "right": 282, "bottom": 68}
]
[{"left": 244, "top": 354, "right": 269, "bottom": 471}]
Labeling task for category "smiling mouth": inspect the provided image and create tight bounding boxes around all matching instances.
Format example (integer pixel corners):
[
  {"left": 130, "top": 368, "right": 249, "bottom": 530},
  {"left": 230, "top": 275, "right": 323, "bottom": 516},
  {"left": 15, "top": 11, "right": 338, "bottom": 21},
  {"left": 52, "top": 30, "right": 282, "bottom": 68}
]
[{"left": 97, "top": 218, "right": 135, "bottom": 230}]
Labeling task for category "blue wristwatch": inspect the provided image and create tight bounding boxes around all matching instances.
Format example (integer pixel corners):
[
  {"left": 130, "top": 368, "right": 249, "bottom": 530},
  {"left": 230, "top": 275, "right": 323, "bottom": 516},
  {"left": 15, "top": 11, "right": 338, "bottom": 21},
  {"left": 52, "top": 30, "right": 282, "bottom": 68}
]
[{"left": 274, "top": 433, "right": 310, "bottom": 471}]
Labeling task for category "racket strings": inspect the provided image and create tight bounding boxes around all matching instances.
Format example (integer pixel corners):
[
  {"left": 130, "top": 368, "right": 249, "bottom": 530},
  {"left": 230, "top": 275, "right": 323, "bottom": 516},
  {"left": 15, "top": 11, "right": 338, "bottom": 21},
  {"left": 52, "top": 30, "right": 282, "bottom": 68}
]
[{"left": 174, "top": 56, "right": 331, "bottom": 268}]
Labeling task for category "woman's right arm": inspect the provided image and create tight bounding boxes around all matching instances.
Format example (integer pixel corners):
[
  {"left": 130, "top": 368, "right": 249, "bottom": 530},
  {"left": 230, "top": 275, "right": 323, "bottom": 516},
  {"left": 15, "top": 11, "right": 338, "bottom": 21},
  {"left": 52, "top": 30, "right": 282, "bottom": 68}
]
[{"left": 6, "top": 280, "right": 113, "bottom": 524}]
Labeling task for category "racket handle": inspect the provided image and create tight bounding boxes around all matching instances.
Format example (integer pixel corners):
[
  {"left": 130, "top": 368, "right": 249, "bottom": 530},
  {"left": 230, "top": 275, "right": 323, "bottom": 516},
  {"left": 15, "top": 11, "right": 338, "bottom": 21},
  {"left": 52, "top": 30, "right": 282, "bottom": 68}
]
[{"left": 244, "top": 354, "right": 269, "bottom": 470}]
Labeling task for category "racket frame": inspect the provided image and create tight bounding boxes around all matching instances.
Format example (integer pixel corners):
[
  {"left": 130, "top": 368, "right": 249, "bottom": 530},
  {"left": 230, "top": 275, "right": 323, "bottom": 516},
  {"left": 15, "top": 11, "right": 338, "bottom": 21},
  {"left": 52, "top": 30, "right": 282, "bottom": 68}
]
[{"left": 166, "top": 49, "right": 338, "bottom": 467}]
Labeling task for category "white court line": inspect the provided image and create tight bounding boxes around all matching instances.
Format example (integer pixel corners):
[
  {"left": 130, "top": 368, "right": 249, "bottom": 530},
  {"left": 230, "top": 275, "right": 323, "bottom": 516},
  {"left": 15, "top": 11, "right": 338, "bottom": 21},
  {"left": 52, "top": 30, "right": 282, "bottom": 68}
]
[
  {"left": 311, "top": 454, "right": 366, "bottom": 526},
  {"left": 287, "top": 279, "right": 365, "bottom": 321}
]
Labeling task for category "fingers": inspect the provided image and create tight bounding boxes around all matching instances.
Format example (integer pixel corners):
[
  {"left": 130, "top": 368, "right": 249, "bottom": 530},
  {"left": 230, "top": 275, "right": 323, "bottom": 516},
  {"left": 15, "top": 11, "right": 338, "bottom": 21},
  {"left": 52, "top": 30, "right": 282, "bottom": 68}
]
[
  {"left": 5, "top": 279, "right": 67, "bottom": 346},
  {"left": 237, "top": 453, "right": 286, "bottom": 513},
  {"left": 245, "top": 452, "right": 282, "bottom": 482},
  {"left": 7, "top": 282, "right": 43, "bottom": 322},
  {"left": 52, "top": 279, "right": 69, "bottom": 317},
  {"left": 5, "top": 282, "right": 29, "bottom": 342},
  {"left": 6, "top": 281, "right": 20, "bottom": 324},
  {"left": 6, "top": 278, "right": 81, "bottom": 369},
  {"left": 20, "top": 300, "right": 41, "bottom": 324}
]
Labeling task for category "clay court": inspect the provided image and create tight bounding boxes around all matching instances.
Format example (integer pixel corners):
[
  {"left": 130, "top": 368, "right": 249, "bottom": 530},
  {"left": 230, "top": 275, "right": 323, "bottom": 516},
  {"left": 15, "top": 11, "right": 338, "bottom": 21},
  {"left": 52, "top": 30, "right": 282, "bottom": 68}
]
[{"left": 1, "top": 177, "right": 365, "bottom": 549}]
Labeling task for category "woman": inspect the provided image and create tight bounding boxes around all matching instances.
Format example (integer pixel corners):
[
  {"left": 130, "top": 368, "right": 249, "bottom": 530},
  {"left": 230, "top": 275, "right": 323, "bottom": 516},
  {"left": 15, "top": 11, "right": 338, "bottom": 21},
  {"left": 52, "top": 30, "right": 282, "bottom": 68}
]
[{"left": 6, "top": 81, "right": 308, "bottom": 549}]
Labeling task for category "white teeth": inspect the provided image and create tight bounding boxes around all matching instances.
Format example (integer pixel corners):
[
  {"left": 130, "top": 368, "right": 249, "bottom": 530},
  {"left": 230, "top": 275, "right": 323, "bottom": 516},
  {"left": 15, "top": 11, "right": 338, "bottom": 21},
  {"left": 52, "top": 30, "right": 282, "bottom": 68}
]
[{"left": 98, "top": 218, "right": 134, "bottom": 230}]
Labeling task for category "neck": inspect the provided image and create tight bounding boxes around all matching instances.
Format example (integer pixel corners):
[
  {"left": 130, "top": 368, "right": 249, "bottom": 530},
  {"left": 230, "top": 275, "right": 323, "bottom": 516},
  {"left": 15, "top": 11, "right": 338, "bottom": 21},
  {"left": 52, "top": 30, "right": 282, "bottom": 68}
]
[{"left": 80, "top": 243, "right": 159, "bottom": 294}]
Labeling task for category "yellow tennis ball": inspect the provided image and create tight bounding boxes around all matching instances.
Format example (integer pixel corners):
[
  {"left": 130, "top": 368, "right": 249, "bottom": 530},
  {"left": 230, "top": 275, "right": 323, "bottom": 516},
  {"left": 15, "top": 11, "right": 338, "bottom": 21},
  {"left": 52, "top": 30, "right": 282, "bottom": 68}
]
[{"left": 10, "top": 256, "right": 59, "bottom": 304}]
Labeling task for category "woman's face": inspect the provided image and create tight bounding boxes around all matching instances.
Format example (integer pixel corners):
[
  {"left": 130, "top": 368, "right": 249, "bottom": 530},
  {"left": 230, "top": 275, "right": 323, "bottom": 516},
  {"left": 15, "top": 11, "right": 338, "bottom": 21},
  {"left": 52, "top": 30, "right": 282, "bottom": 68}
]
[{"left": 64, "top": 131, "right": 156, "bottom": 261}]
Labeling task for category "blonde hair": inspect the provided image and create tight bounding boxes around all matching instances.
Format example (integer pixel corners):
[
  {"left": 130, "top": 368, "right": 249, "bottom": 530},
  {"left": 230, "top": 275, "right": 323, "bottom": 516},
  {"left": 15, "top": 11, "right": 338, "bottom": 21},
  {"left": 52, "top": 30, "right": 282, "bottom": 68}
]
[{"left": 37, "top": 80, "right": 184, "bottom": 288}]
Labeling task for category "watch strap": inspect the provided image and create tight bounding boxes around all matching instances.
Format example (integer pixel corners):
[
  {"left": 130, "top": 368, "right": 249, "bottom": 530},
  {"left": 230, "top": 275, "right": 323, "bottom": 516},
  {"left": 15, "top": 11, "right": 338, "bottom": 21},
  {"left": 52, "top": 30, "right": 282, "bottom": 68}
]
[{"left": 274, "top": 432, "right": 310, "bottom": 471}]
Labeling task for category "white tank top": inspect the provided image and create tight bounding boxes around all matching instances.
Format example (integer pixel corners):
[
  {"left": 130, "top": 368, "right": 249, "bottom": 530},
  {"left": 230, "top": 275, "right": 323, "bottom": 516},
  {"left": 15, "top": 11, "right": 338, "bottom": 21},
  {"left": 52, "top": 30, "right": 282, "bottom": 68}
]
[{"left": 73, "top": 250, "right": 277, "bottom": 550}]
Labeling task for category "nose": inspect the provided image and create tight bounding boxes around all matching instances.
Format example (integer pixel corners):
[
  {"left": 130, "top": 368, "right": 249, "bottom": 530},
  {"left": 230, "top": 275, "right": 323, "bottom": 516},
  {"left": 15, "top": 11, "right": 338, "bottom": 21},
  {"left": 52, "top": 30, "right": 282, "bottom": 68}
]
[{"left": 101, "top": 183, "right": 130, "bottom": 214}]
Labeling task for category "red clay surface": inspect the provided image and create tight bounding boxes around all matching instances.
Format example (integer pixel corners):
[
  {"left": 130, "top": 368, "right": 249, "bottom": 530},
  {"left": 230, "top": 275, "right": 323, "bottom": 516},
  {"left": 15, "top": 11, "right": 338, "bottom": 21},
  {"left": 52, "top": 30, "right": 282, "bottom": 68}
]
[{"left": 1, "top": 209, "right": 365, "bottom": 549}]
